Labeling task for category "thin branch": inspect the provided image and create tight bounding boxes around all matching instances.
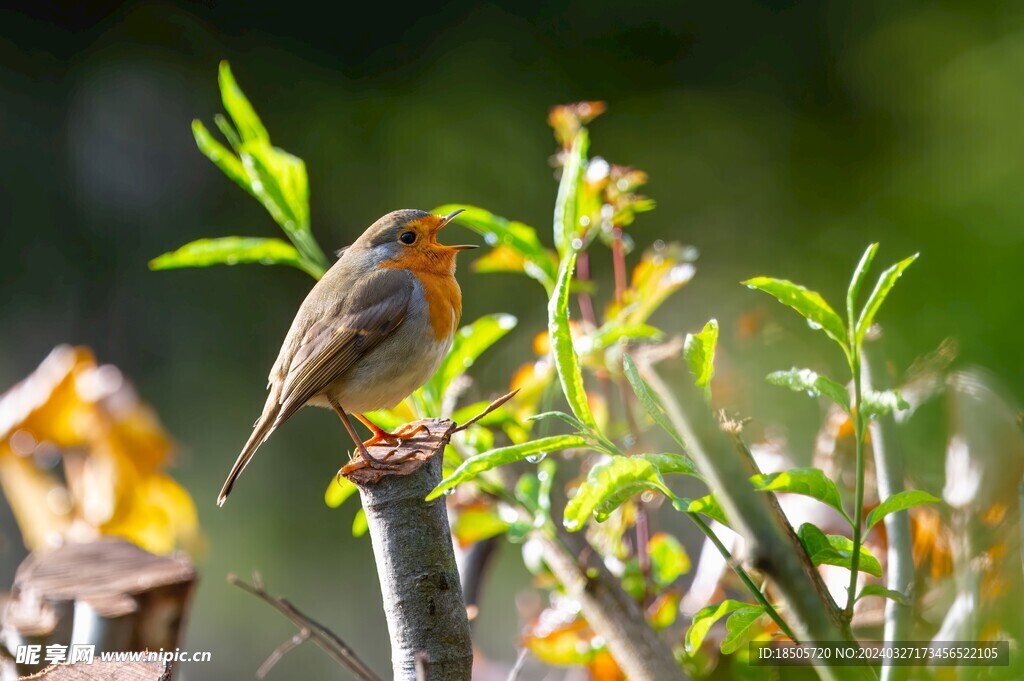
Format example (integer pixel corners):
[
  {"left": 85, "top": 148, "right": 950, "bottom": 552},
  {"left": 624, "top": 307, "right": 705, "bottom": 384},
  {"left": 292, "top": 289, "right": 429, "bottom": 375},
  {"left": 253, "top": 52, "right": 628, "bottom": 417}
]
[
  {"left": 453, "top": 389, "right": 519, "bottom": 433},
  {"left": 863, "top": 344, "right": 914, "bottom": 681},
  {"left": 507, "top": 648, "right": 530, "bottom": 681},
  {"left": 257, "top": 629, "right": 310, "bottom": 679},
  {"left": 229, "top": 573, "right": 382, "bottom": 681}
]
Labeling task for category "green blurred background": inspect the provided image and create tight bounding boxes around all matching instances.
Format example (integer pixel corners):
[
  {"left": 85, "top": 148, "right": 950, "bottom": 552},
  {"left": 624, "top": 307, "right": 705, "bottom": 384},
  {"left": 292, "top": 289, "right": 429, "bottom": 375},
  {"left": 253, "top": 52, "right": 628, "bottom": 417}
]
[{"left": 1, "top": 0, "right": 1021, "bottom": 677}]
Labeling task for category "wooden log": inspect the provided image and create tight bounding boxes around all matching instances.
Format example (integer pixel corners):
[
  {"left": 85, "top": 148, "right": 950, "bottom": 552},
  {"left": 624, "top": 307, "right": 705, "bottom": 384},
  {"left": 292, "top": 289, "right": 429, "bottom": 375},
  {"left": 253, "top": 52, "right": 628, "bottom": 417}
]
[
  {"left": 22, "top": 660, "right": 170, "bottom": 680},
  {"left": 1, "top": 539, "right": 195, "bottom": 678}
]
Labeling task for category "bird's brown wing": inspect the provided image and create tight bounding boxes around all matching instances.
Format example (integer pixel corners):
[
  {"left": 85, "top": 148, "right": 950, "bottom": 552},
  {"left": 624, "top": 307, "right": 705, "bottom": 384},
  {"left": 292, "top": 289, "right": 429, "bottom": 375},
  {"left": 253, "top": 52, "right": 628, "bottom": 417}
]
[
  {"left": 275, "top": 267, "right": 414, "bottom": 425},
  {"left": 217, "top": 267, "right": 413, "bottom": 505}
]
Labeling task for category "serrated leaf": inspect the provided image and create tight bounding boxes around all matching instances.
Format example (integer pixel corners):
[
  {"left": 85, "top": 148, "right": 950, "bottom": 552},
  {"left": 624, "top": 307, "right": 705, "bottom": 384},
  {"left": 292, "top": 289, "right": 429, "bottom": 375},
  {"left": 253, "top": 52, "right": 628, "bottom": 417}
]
[
  {"left": 688, "top": 494, "right": 729, "bottom": 526},
  {"left": 148, "top": 237, "right": 315, "bottom": 275},
  {"left": 426, "top": 434, "right": 587, "bottom": 501},
  {"left": 649, "top": 532, "right": 690, "bottom": 586},
  {"left": 549, "top": 253, "right": 597, "bottom": 430},
  {"left": 721, "top": 605, "right": 766, "bottom": 654},
  {"left": 192, "top": 120, "right": 254, "bottom": 197},
  {"left": 218, "top": 61, "right": 268, "bottom": 143},
  {"left": 553, "top": 130, "right": 587, "bottom": 255},
  {"left": 767, "top": 368, "right": 851, "bottom": 414},
  {"left": 861, "top": 389, "right": 910, "bottom": 419},
  {"left": 751, "top": 467, "right": 851, "bottom": 524},
  {"left": 684, "top": 319, "right": 718, "bottom": 401},
  {"left": 420, "top": 313, "right": 517, "bottom": 410},
  {"left": 855, "top": 253, "right": 919, "bottom": 346},
  {"left": 847, "top": 243, "right": 879, "bottom": 332},
  {"left": 324, "top": 475, "right": 358, "bottom": 508},
  {"left": 743, "top": 277, "right": 847, "bottom": 350},
  {"left": 352, "top": 508, "right": 368, "bottom": 537},
  {"left": 797, "top": 523, "right": 882, "bottom": 577},
  {"left": 432, "top": 204, "right": 558, "bottom": 292},
  {"left": 857, "top": 584, "right": 910, "bottom": 606},
  {"left": 685, "top": 600, "right": 747, "bottom": 654},
  {"left": 563, "top": 455, "right": 676, "bottom": 531},
  {"left": 865, "top": 490, "right": 940, "bottom": 530},
  {"left": 622, "top": 354, "right": 684, "bottom": 449}
]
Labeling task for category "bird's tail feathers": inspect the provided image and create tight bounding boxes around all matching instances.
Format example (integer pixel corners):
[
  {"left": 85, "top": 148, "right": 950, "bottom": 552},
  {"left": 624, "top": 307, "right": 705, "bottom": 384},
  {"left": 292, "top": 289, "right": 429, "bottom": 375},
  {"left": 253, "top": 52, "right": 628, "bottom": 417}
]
[{"left": 217, "top": 402, "right": 281, "bottom": 506}]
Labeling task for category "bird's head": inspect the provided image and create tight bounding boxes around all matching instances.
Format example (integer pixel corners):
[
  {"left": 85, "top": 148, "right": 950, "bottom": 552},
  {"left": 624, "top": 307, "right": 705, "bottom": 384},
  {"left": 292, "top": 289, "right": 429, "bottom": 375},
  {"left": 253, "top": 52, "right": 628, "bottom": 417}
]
[{"left": 352, "top": 209, "right": 476, "bottom": 275}]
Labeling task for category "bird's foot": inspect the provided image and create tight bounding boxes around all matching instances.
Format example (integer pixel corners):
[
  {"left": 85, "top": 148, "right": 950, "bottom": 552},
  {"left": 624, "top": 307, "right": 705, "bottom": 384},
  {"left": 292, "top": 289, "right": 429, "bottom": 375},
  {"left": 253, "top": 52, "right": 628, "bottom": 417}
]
[{"left": 362, "top": 422, "right": 431, "bottom": 448}]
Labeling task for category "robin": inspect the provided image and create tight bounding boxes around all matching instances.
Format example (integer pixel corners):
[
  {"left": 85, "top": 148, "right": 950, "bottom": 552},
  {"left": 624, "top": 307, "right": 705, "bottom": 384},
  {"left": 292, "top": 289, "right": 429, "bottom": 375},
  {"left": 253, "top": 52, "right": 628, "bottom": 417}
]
[{"left": 217, "top": 208, "right": 475, "bottom": 506}]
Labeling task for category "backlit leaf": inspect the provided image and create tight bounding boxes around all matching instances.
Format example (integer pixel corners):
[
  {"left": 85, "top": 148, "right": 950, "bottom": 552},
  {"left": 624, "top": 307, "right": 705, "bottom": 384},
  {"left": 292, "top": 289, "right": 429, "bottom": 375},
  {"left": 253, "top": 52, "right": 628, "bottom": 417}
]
[
  {"left": 649, "top": 532, "right": 690, "bottom": 586},
  {"left": 148, "top": 237, "right": 315, "bottom": 276},
  {"left": 721, "top": 605, "right": 766, "bottom": 654},
  {"left": 684, "top": 319, "right": 718, "bottom": 400},
  {"left": 324, "top": 475, "right": 358, "bottom": 508},
  {"left": 426, "top": 435, "right": 587, "bottom": 500},
  {"left": 751, "top": 467, "right": 851, "bottom": 524},
  {"left": 865, "top": 490, "right": 940, "bottom": 531},
  {"left": 767, "top": 368, "right": 851, "bottom": 415},
  {"left": 218, "top": 61, "right": 268, "bottom": 143},
  {"left": 563, "top": 455, "right": 676, "bottom": 531},
  {"left": 847, "top": 243, "right": 879, "bottom": 332},
  {"left": 549, "top": 253, "right": 597, "bottom": 430},
  {"left": 743, "top": 277, "right": 847, "bottom": 350},
  {"left": 685, "top": 600, "right": 747, "bottom": 654},
  {"left": 861, "top": 389, "right": 910, "bottom": 420},
  {"left": 855, "top": 253, "right": 919, "bottom": 346},
  {"left": 857, "top": 584, "right": 910, "bottom": 606},
  {"left": 797, "top": 523, "right": 882, "bottom": 577},
  {"left": 688, "top": 494, "right": 729, "bottom": 526}
]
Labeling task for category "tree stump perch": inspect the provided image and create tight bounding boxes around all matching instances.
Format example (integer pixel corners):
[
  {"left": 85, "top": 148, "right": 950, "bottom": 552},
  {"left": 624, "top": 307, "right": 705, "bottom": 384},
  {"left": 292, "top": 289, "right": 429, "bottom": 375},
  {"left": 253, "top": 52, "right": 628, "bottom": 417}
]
[{"left": 341, "top": 418, "right": 473, "bottom": 681}]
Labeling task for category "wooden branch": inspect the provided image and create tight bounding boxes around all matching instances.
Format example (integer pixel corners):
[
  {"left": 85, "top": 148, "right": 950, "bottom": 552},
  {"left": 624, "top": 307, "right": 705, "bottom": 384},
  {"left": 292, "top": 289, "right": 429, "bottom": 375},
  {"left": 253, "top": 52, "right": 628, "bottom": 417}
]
[
  {"left": 229, "top": 574, "right": 381, "bottom": 681},
  {"left": 642, "top": 365, "right": 875, "bottom": 681},
  {"left": 342, "top": 418, "right": 473, "bottom": 681},
  {"left": 862, "top": 346, "right": 913, "bottom": 681},
  {"left": 536, "top": 530, "right": 683, "bottom": 680},
  {"left": 23, "top": 660, "right": 170, "bottom": 680}
]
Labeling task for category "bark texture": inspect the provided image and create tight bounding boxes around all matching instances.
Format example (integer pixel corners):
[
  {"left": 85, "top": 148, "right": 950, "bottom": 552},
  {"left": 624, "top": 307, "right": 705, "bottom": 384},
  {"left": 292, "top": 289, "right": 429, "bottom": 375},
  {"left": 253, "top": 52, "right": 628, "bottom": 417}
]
[{"left": 347, "top": 419, "right": 472, "bottom": 681}]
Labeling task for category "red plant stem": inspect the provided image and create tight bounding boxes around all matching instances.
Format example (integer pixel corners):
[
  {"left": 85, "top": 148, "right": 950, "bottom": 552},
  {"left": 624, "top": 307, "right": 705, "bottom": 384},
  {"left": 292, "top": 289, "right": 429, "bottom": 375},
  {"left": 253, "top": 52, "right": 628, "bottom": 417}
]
[
  {"left": 575, "top": 251, "right": 598, "bottom": 327},
  {"left": 611, "top": 227, "right": 628, "bottom": 305}
]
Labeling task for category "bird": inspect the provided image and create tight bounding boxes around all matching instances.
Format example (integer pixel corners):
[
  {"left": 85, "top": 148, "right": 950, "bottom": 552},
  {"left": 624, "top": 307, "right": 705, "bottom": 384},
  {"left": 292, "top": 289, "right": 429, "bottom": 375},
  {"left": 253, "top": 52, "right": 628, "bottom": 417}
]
[{"left": 217, "top": 208, "right": 475, "bottom": 506}]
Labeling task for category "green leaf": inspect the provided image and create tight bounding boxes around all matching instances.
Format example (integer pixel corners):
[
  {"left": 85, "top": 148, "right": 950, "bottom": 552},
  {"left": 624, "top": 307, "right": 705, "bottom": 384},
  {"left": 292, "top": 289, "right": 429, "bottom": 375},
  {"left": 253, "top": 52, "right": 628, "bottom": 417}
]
[
  {"left": 553, "top": 130, "right": 588, "bottom": 255},
  {"left": 767, "top": 368, "right": 851, "bottom": 414},
  {"left": 751, "top": 467, "right": 851, "bottom": 524},
  {"left": 685, "top": 600, "right": 747, "bottom": 654},
  {"left": 549, "top": 252, "right": 597, "bottom": 430},
  {"left": 451, "top": 505, "right": 510, "bottom": 545},
  {"left": 865, "top": 490, "right": 940, "bottom": 530},
  {"left": 721, "top": 605, "right": 766, "bottom": 654},
  {"left": 684, "top": 319, "right": 718, "bottom": 400},
  {"left": 352, "top": 508, "right": 368, "bottom": 537},
  {"left": 563, "top": 455, "right": 678, "bottom": 531},
  {"left": 687, "top": 494, "right": 729, "bottom": 526},
  {"left": 148, "top": 237, "right": 316, "bottom": 276},
  {"left": 743, "top": 277, "right": 847, "bottom": 350},
  {"left": 218, "top": 62, "right": 268, "bottom": 144},
  {"left": 847, "top": 243, "right": 879, "bottom": 333},
  {"left": 857, "top": 585, "right": 910, "bottom": 606},
  {"left": 861, "top": 389, "right": 910, "bottom": 419},
  {"left": 526, "top": 411, "right": 587, "bottom": 432},
  {"left": 797, "top": 523, "right": 882, "bottom": 577},
  {"left": 324, "top": 475, "right": 358, "bottom": 508},
  {"left": 643, "top": 452, "right": 702, "bottom": 479},
  {"left": 192, "top": 120, "right": 254, "bottom": 197},
  {"left": 420, "top": 314, "right": 517, "bottom": 409},
  {"left": 432, "top": 204, "right": 558, "bottom": 292},
  {"left": 649, "top": 532, "right": 690, "bottom": 586},
  {"left": 855, "top": 253, "right": 919, "bottom": 346},
  {"left": 622, "top": 354, "right": 685, "bottom": 449},
  {"left": 427, "top": 434, "right": 587, "bottom": 501},
  {"left": 580, "top": 322, "right": 664, "bottom": 355}
]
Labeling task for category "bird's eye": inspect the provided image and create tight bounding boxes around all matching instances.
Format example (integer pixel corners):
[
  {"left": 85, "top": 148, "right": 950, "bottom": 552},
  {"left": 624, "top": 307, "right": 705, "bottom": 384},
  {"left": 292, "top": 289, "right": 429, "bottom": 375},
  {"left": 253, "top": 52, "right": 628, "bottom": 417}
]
[{"left": 399, "top": 231, "right": 417, "bottom": 245}]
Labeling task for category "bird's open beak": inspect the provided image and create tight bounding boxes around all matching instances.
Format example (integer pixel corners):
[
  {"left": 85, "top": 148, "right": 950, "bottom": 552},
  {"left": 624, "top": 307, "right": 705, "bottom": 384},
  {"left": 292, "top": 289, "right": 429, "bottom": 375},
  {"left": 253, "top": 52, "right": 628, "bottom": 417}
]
[{"left": 436, "top": 208, "right": 478, "bottom": 251}]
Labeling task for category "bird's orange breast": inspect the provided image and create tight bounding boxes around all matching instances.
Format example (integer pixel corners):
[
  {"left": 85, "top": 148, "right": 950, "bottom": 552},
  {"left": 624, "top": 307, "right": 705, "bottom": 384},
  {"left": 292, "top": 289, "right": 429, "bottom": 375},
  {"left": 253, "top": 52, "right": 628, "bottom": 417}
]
[{"left": 381, "top": 250, "right": 462, "bottom": 341}]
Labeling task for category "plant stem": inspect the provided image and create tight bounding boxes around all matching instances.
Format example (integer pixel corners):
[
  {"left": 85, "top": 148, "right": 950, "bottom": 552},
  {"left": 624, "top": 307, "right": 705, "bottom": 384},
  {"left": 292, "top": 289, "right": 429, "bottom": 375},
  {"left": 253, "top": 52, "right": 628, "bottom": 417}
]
[
  {"left": 845, "top": 354, "right": 866, "bottom": 620},
  {"left": 688, "top": 512, "right": 797, "bottom": 641}
]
